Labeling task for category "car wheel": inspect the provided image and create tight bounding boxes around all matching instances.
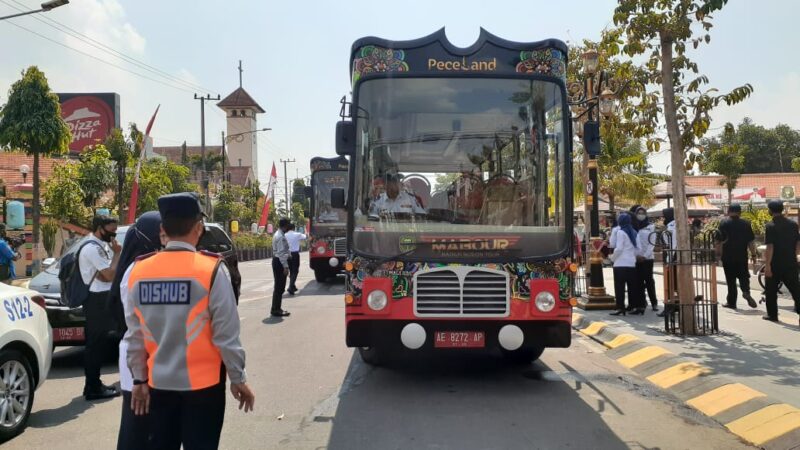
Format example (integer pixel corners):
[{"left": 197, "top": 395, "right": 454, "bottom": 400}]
[
  {"left": 501, "top": 345, "right": 545, "bottom": 364},
  {"left": 358, "top": 346, "right": 385, "bottom": 366},
  {"left": 314, "top": 269, "right": 328, "bottom": 283},
  {"left": 0, "top": 350, "right": 35, "bottom": 442}
]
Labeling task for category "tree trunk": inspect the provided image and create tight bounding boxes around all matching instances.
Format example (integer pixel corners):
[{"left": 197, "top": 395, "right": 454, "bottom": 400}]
[
  {"left": 727, "top": 185, "right": 732, "bottom": 210},
  {"left": 660, "top": 32, "right": 696, "bottom": 332},
  {"left": 117, "top": 161, "right": 125, "bottom": 221},
  {"left": 32, "top": 151, "right": 41, "bottom": 275},
  {"left": 608, "top": 193, "right": 615, "bottom": 214}
]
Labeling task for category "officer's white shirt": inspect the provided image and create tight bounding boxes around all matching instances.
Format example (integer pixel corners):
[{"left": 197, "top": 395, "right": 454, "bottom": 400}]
[
  {"left": 370, "top": 191, "right": 425, "bottom": 215},
  {"left": 285, "top": 231, "right": 307, "bottom": 252},
  {"left": 79, "top": 234, "right": 113, "bottom": 293}
]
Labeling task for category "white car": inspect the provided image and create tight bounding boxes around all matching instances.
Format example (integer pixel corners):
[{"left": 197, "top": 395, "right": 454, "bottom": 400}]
[{"left": 0, "top": 284, "right": 52, "bottom": 441}]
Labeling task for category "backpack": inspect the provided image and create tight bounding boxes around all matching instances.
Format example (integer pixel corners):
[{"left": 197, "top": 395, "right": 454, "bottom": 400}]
[{"left": 58, "top": 240, "right": 102, "bottom": 308}]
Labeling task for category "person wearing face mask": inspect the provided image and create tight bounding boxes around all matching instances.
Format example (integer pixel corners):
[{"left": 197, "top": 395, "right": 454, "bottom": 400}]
[
  {"left": 80, "top": 214, "right": 123, "bottom": 400},
  {"left": 633, "top": 206, "right": 659, "bottom": 311},
  {"left": 715, "top": 204, "right": 758, "bottom": 310}
]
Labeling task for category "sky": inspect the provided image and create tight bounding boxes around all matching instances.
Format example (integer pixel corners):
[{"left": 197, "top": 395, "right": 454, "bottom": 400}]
[{"left": 1, "top": 0, "right": 799, "bottom": 192}]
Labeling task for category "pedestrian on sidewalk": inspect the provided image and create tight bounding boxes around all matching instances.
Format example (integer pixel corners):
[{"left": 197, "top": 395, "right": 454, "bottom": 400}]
[
  {"left": 657, "top": 208, "right": 677, "bottom": 318},
  {"left": 633, "top": 206, "right": 659, "bottom": 312},
  {"left": 110, "top": 211, "right": 164, "bottom": 450},
  {"left": 81, "top": 214, "right": 123, "bottom": 401},
  {"left": 762, "top": 200, "right": 800, "bottom": 325},
  {"left": 610, "top": 213, "right": 645, "bottom": 316},
  {"left": 285, "top": 223, "right": 307, "bottom": 295},
  {"left": 715, "top": 204, "right": 758, "bottom": 309},
  {"left": 123, "top": 193, "right": 255, "bottom": 449},
  {"left": 270, "top": 218, "right": 292, "bottom": 317}
]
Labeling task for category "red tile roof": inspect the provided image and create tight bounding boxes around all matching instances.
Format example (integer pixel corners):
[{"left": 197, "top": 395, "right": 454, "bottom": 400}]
[
  {"left": 0, "top": 153, "right": 74, "bottom": 189},
  {"left": 152, "top": 145, "right": 224, "bottom": 165},
  {"left": 226, "top": 166, "right": 255, "bottom": 186},
  {"left": 685, "top": 173, "right": 800, "bottom": 200},
  {"left": 217, "top": 87, "right": 265, "bottom": 113}
]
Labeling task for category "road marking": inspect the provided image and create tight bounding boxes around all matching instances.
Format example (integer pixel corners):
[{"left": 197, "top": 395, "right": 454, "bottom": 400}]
[
  {"left": 580, "top": 322, "right": 607, "bottom": 336},
  {"left": 687, "top": 383, "right": 767, "bottom": 417},
  {"left": 617, "top": 346, "right": 672, "bottom": 369},
  {"left": 725, "top": 404, "right": 800, "bottom": 446},
  {"left": 604, "top": 333, "right": 639, "bottom": 349},
  {"left": 646, "top": 362, "right": 712, "bottom": 389}
]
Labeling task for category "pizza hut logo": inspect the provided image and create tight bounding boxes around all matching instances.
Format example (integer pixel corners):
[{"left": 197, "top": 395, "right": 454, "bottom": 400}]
[{"left": 61, "top": 96, "right": 114, "bottom": 152}]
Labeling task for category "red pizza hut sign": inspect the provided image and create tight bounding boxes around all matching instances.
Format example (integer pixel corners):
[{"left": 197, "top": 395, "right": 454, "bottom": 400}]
[{"left": 58, "top": 93, "right": 119, "bottom": 153}]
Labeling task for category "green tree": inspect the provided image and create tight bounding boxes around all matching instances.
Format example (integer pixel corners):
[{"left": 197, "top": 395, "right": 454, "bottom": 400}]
[
  {"left": 78, "top": 145, "right": 115, "bottom": 209},
  {"left": 732, "top": 118, "right": 800, "bottom": 173},
  {"left": 105, "top": 128, "right": 132, "bottom": 216},
  {"left": 42, "top": 163, "right": 92, "bottom": 226},
  {"left": 699, "top": 123, "right": 745, "bottom": 207},
  {"left": 120, "top": 159, "right": 194, "bottom": 216},
  {"left": 612, "top": 0, "right": 754, "bottom": 313},
  {"left": 0, "top": 66, "right": 71, "bottom": 273},
  {"left": 598, "top": 126, "right": 654, "bottom": 211}
]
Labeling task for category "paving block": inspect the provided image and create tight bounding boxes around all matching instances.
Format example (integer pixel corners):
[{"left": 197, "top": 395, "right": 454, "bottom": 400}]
[
  {"left": 687, "top": 383, "right": 768, "bottom": 417},
  {"left": 646, "top": 362, "right": 713, "bottom": 389}
]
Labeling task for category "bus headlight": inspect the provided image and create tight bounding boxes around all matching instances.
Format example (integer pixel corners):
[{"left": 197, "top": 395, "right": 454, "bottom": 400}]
[
  {"left": 316, "top": 246, "right": 326, "bottom": 254},
  {"left": 535, "top": 291, "right": 556, "bottom": 312},
  {"left": 367, "top": 290, "right": 388, "bottom": 311}
]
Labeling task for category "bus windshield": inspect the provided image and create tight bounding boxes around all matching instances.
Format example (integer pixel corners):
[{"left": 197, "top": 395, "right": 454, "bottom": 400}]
[
  {"left": 352, "top": 77, "right": 568, "bottom": 261},
  {"left": 312, "top": 170, "right": 347, "bottom": 233}
]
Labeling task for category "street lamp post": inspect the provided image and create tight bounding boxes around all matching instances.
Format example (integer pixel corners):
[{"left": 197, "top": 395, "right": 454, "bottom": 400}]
[
  {"left": 569, "top": 49, "right": 620, "bottom": 310},
  {"left": 0, "top": 0, "right": 69, "bottom": 21}
]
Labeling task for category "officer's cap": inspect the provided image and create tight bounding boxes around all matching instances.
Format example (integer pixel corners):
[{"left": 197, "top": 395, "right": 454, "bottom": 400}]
[{"left": 158, "top": 193, "right": 206, "bottom": 220}]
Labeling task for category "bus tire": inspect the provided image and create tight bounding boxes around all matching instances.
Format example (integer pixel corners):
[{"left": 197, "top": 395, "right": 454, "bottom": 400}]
[
  {"left": 314, "top": 269, "right": 328, "bottom": 283},
  {"left": 358, "top": 346, "right": 384, "bottom": 366},
  {"left": 501, "top": 345, "right": 544, "bottom": 364}
]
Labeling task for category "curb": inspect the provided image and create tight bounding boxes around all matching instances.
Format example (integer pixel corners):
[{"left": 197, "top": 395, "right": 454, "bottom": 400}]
[{"left": 572, "top": 313, "right": 800, "bottom": 449}]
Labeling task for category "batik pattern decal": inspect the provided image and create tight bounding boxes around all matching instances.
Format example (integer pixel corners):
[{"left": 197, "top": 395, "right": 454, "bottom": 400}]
[
  {"left": 515, "top": 49, "right": 566, "bottom": 80},
  {"left": 352, "top": 46, "right": 410, "bottom": 84}
]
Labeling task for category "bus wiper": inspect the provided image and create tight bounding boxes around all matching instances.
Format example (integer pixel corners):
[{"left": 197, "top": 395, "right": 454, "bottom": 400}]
[{"left": 366, "top": 239, "right": 493, "bottom": 274}]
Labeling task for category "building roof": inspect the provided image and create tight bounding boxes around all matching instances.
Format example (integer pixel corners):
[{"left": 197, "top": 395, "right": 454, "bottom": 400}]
[
  {"left": 226, "top": 166, "right": 255, "bottom": 186},
  {"left": 152, "top": 145, "right": 224, "bottom": 165},
  {"left": 685, "top": 173, "right": 800, "bottom": 200},
  {"left": 217, "top": 87, "right": 265, "bottom": 113},
  {"left": 0, "top": 153, "right": 73, "bottom": 189}
]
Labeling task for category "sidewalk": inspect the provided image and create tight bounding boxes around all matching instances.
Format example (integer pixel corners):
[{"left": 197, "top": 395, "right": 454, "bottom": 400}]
[{"left": 584, "top": 266, "right": 800, "bottom": 408}]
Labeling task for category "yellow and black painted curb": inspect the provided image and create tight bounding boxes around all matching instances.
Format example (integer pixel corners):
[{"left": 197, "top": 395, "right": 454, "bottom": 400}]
[{"left": 573, "top": 313, "right": 800, "bottom": 449}]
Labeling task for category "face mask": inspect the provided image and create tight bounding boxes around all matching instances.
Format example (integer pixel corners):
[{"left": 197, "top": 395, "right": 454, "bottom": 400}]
[
  {"left": 102, "top": 229, "right": 117, "bottom": 242},
  {"left": 636, "top": 214, "right": 647, "bottom": 221}
]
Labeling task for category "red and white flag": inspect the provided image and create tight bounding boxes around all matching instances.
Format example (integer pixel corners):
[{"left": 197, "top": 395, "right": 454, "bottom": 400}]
[
  {"left": 258, "top": 162, "right": 278, "bottom": 229},
  {"left": 127, "top": 105, "right": 160, "bottom": 224}
]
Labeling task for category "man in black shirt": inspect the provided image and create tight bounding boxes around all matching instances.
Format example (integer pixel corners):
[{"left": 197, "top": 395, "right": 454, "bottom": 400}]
[
  {"left": 763, "top": 200, "right": 800, "bottom": 325},
  {"left": 715, "top": 204, "right": 758, "bottom": 309}
]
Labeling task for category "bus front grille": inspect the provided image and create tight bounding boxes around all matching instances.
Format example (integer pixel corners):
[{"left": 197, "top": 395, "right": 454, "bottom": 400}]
[
  {"left": 334, "top": 238, "right": 346, "bottom": 256},
  {"left": 414, "top": 268, "right": 509, "bottom": 317}
]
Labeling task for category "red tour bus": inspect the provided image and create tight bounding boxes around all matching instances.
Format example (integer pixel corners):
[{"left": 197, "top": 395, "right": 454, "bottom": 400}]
[
  {"left": 308, "top": 156, "right": 349, "bottom": 281},
  {"left": 331, "top": 29, "right": 577, "bottom": 364}
]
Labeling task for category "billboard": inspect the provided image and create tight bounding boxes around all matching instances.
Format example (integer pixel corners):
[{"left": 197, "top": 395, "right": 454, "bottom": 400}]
[{"left": 57, "top": 93, "right": 120, "bottom": 153}]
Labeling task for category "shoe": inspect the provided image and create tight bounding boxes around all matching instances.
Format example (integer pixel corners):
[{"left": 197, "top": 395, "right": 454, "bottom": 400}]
[
  {"left": 609, "top": 309, "right": 626, "bottom": 316},
  {"left": 271, "top": 310, "right": 291, "bottom": 317},
  {"left": 762, "top": 315, "right": 779, "bottom": 322},
  {"left": 656, "top": 311, "right": 666, "bottom": 318},
  {"left": 651, "top": 304, "right": 659, "bottom": 312},
  {"left": 743, "top": 294, "right": 757, "bottom": 308},
  {"left": 84, "top": 384, "right": 120, "bottom": 401},
  {"left": 631, "top": 308, "right": 646, "bottom": 315},
  {"left": 722, "top": 304, "right": 737, "bottom": 310},
  {"left": 287, "top": 289, "right": 296, "bottom": 296},
  {"left": 625, "top": 305, "right": 636, "bottom": 312}
]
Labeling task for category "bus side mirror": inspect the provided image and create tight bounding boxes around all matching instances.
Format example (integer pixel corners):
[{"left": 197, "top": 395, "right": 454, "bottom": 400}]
[
  {"left": 331, "top": 188, "right": 346, "bottom": 209},
  {"left": 304, "top": 186, "right": 313, "bottom": 198},
  {"left": 336, "top": 121, "right": 355, "bottom": 156}
]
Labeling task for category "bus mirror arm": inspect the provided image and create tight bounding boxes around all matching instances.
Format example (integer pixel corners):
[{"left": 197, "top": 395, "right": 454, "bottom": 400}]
[{"left": 331, "top": 188, "right": 346, "bottom": 209}]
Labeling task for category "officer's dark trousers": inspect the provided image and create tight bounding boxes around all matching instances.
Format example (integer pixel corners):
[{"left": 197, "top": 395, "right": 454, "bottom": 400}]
[
  {"left": 636, "top": 259, "right": 658, "bottom": 308},
  {"left": 117, "top": 390, "right": 149, "bottom": 450},
  {"left": 84, "top": 291, "right": 111, "bottom": 391},
  {"left": 723, "top": 260, "right": 751, "bottom": 307},
  {"left": 272, "top": 257, "right": 287, "bottom": 314},
  {"left": 613, "top": 267, "right": 644, "bottom": 310},
  {"left": 149, "top": 381, "right": 226, "bottom": 450},
  {"left": 288, "top": 251, "right": 300, "bottom": 292},
  {"left": 764, "top": 264, "right": 800, "bottom": 319}
]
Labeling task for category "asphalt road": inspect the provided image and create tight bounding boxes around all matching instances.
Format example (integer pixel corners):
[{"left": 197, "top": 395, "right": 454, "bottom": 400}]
[{"left": 7, "top": 259, "right": 752, "bottom": 449}]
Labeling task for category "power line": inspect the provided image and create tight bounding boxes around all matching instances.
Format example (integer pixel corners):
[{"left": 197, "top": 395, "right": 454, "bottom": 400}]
[{"left": 2, "top": 0, "right": 218, "bottom": 94}]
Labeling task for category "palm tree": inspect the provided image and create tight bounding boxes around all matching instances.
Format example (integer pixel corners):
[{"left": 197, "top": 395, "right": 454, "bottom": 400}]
[{"left": 598, "top": 123, "right": 655, "bottom": 211}]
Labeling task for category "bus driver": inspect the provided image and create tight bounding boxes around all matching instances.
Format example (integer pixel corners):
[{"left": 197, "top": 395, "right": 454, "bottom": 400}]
[{"left": 369, "top": 174, "right": 426, "bottom": 215}]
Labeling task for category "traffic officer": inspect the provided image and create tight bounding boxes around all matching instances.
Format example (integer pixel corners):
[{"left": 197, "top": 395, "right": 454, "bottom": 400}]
[{"left": 122, "top": 193, "right": 254, "bottom": 449}]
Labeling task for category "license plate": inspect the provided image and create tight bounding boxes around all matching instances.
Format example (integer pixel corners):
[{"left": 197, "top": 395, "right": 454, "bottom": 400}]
[
  {"left": 54, "top": 326, "right": 85, "bottom": 343},
  {"left": 434, "top": 331, "right": 485, "bottom": 348}
]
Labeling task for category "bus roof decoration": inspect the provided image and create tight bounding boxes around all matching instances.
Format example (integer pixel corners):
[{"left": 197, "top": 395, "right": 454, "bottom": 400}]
[{"left": 350, "top": 28, "right": 568, "bottom": 86}]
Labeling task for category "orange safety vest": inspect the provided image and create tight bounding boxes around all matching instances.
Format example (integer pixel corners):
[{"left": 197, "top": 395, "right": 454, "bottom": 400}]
[{"left": 128, "top": 250, "right": 223, "bottom": 391}]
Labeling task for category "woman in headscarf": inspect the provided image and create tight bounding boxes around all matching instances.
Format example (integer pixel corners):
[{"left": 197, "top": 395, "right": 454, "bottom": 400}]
[
  {"left": 610, "top": 212, "right": 645, "bottom": 316},
  {"left": 111, "top": 212, "right": 164, "bottom": 450}
]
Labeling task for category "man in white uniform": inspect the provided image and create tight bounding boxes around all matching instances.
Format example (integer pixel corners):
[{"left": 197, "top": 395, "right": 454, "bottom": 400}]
[
  {"left": 79, "top": 215, "right": 122, "bottom": 400},
  {"left": 285, "top": 223, "right": 307, "bottom": 294},
  {"left": 370, "top": 175, "right": 426, "bottom": 215}
]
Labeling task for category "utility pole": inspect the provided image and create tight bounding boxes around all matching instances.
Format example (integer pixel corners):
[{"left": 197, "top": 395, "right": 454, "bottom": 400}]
[
  {"left": 280, "top": 158, "right": 295, "bottom": 216},
  {"left": 194, "top": 93, "right": 220, "bottom": 216},
  {"left": 221, "top": 130, "right": 227, "bottom": 185}
]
